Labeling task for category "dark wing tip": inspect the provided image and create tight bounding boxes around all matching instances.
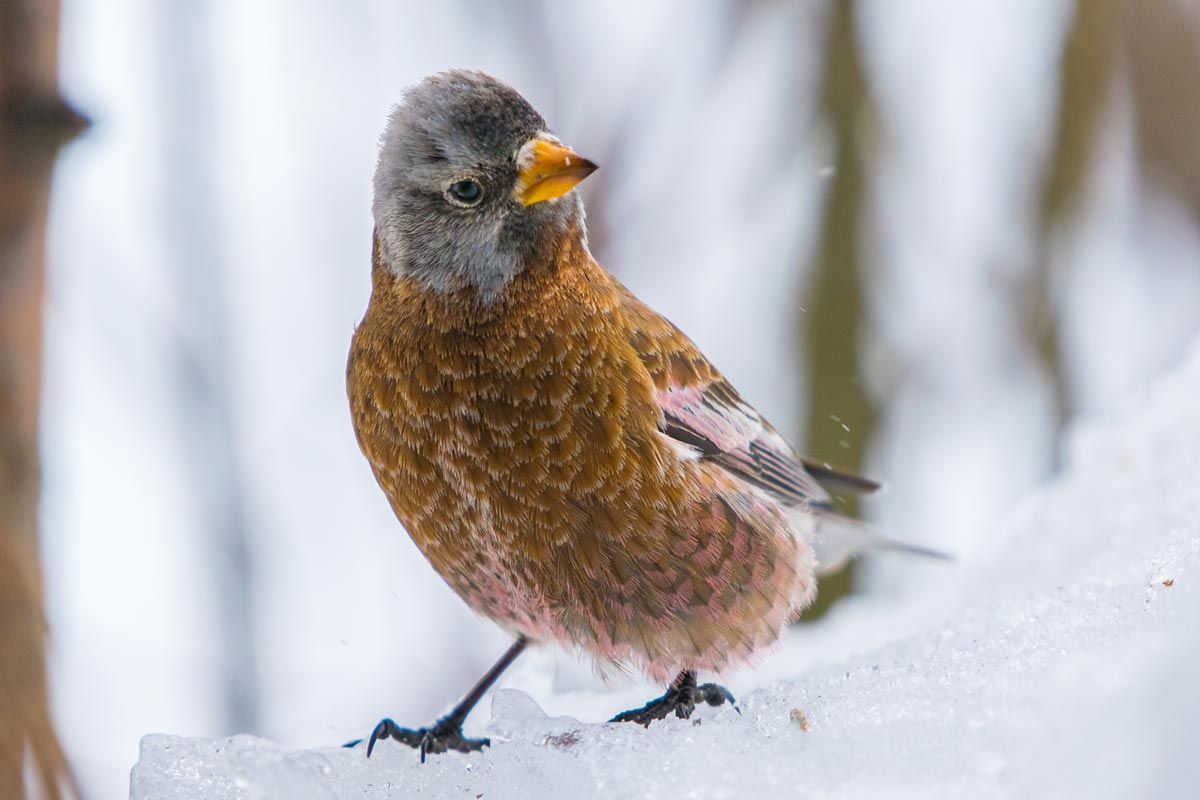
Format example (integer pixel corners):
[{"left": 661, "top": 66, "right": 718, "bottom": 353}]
[{"left": 802, "top": 460, "right": 886, "bottom": 495}]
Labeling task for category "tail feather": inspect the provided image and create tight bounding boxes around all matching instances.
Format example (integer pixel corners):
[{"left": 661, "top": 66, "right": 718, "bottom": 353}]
[{"left": 812, "top": 511, "right": 952, "bottom": 575}]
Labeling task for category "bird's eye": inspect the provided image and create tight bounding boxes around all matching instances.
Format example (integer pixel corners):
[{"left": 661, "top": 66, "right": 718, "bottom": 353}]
[{"left": 448, "top": 179, "right": 483, "bottom": 206}]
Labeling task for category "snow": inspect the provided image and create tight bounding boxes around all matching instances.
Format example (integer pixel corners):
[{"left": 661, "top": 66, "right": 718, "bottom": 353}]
[{"left": 130, "top": 339, "right": 1200, "bottom": 799}]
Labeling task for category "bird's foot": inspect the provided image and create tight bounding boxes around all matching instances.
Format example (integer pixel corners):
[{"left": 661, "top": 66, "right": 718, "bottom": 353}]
[
  {"left": 352, "top": 716, "right": 488, "bottom": 763},
  {"left": 609, "top": 671, "right": 738, "bottom": 727}
]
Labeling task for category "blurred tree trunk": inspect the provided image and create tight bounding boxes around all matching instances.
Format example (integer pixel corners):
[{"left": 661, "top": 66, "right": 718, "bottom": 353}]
[
  {"left": 1038, "top": 0, "right": 1200, "bottom": 423},
  {"left": 1125, "top": 0, "right": 1200, "bottom": 217},
  {"left": 153, "top": 2, "right": 261, "bottom": 735},
  {"left": 1036, "top": 0, "right": 1119, "bottom": 424},
  {"left": 0, "top": 0, "right": 86, "bottom": 796},
  {"left": 801, "top": 0, "right": 874, "bottom": 617},
  {"left": 1039, "top": 0, "right": 1119, "bottom": 226}
]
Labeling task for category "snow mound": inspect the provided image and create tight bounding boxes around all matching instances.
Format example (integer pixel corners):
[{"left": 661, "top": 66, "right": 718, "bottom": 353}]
[{"left": 131, "top": 342, "right": 1200, "bottom": 799}]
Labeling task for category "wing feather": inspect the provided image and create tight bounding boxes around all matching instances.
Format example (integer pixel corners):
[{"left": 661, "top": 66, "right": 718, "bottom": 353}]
[{"left": 617, "top": 284, "right": 874, "bottom": 507}]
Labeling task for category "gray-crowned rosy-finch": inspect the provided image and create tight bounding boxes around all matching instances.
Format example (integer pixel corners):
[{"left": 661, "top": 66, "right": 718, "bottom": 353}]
[{"left": 347, "top": 69, "right": 942, "bottom": 760}]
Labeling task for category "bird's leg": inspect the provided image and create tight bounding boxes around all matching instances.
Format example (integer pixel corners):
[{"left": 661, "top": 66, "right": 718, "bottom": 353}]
[
  {"left": 347, "top": 636, "right": 527, "bottom": 763},
  {"left": 609, "top": 670, "right": 739, "bottom": 726}
]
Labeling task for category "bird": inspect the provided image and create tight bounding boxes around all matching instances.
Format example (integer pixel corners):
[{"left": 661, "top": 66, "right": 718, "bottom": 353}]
[{"left": 347, "top": 69, "right": 943, "bottom": 761}]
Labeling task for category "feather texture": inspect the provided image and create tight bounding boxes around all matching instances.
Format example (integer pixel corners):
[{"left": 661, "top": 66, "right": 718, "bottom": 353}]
[
  {"left": 618, "top": 285, "right": 837, "bottom": 508},
  {"left": 349, "top": 230, "right": 818, "bottom": 681}
]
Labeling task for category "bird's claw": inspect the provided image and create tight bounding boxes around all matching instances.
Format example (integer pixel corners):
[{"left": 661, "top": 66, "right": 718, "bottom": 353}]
[
  {"left": 697, "top": 682, "right": 740, "bottom": 712},
  {"left": 362, "top": 716, "right": 489, "bottom": 763},
  {"left": 609, "top": 673, "right": 738, "bottom": 726}
]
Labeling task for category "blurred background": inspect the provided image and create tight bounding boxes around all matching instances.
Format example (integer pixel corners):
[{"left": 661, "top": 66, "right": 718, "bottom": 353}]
[{"left": 4, "top": 0, "right": 1200, "bottom": 797}]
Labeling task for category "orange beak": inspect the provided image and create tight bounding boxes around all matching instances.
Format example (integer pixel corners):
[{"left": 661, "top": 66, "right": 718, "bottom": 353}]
[{"left": 516, "top": 135, "right": 599, "bottom": 206}]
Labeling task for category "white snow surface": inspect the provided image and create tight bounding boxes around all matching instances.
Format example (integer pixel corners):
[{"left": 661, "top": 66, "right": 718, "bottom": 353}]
[{"left": 131, "top": 342, "right": 1200, "bottom": 799}]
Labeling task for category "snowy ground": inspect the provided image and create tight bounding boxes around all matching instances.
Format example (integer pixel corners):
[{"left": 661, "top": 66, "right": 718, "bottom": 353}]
[{"left": 130, "top": 340, "right": 1200, "bottom": 799}]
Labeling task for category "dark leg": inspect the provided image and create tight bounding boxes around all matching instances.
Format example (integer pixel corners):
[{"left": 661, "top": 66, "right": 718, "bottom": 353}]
[
  {"left": 609, "top": 670, "right": 738, "bottom": 726},
  {"left": 350, "top": 636, "right": 527, "bottom": 762}
]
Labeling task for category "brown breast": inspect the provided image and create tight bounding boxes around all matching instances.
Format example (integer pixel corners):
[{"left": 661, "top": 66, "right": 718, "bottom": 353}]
[
  {"left": 347, "top": 234, "right": 809, "bottom": 681},
  {"left": 346, "top": 234, "right": 688, "bottom": 634}
]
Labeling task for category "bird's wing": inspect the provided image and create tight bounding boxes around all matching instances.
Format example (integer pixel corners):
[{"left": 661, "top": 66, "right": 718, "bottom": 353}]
[{"left": 617, "top": 284, "right": 878, "bottom": 507}]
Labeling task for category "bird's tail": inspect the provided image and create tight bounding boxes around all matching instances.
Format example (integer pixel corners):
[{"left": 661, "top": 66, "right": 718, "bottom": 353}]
[{"left": 811, "top": 510, "right": 952, "bottom": 575}]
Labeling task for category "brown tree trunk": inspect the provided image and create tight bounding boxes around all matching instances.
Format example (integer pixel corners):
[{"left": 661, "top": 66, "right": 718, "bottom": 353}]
[
  {"left": 0, "top": 0, "right": 87, "bottom": 796},
  {"left": 1034, "top": 0, "right": 1119, "bottom": 428},
  {"left": 801, "top": 0, "right": 875, "bottom": 618}
]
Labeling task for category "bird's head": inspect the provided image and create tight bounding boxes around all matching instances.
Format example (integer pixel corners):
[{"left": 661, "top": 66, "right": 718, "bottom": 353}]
[{"left": 373, "top": 70, "right": 598, "bottom": 298}]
